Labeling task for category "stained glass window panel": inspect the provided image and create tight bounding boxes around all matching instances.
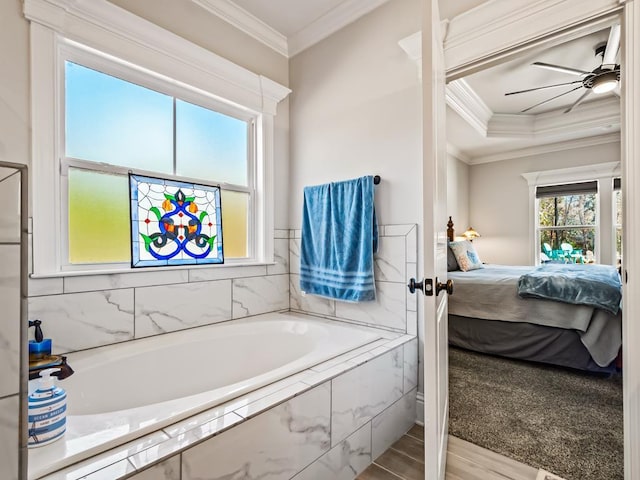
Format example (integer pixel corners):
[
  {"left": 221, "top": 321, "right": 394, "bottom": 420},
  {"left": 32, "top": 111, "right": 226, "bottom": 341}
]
[
  {"left": 65, "top": 62, "right": 173, "bottom": 173},
  {"left": 130, "top": 174, "right": 223, "bottom": 267},
  {"left": 221, "top": 190, "right": 249, "bottom": 258},
  {"left": 176, "top": 99, "right": 248, "bottom": 186},
  {"left": 68, "top": 169, "right": 130, "bottom": 264}
]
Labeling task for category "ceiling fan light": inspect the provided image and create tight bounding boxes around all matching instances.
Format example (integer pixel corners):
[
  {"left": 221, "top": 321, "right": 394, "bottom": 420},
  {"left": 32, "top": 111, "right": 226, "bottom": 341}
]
[{"left": 593, "top": 79, "right": 618, "bottom": 94}]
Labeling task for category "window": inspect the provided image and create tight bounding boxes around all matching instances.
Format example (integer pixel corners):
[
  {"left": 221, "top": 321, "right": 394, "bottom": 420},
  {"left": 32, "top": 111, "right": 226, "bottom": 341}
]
[
  {"left": 29, "top": 2, "right": 290, "bottom": 276},
  {"left": 537, "top": 181, "right": 597, "bottom": 263},
  {"left": 614, "top": 177, "right": 622, "bottom": 268},
  {"left": 524, "top": 163, "right": 620, "bottom": 266},
  {"left": 63, "top": 59, "right": 252, "bottom": 267}
]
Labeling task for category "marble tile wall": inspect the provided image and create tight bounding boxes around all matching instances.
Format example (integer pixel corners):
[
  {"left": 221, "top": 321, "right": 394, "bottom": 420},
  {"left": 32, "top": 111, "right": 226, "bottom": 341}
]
[
  {"left": 290, "top": 224, "right": 418, "bottom": 335},
  {"left": 182, "top": 383, "right": 331, "bottom": 479},
  {"left": 25, "top": 224, "right": 420, "bottom": 480},
  {"left": 83, "top": 343, "right": 417, "bottom": 480},
  {"left": 331, "top": 347, "right": 404, "bottom": 446},
  {"left": 27, "top": 230, "right": 291, "bottom": 354},
  {"left": 0, "top": 167, "right": 23, "bottom": 480}
]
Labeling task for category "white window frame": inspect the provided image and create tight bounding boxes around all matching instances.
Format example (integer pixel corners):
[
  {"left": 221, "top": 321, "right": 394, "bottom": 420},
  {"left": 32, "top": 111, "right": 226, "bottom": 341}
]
[
  {"left": 536, "top": 191, "right": 598, "bottom": 264},
  {"left": 26, "top": 0, "right": 290, "bottom": 276},
  {"left": 613, "top": 181, "right": 622, "bottom": 266},
  {"left": 522, "top": 161, "right": 621, "bottom": 265}
]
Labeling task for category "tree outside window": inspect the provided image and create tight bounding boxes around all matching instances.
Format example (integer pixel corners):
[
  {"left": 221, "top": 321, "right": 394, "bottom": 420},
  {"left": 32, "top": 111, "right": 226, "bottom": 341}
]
[{"left": 538, "top": 191, "right": 597, "bottom": 263}]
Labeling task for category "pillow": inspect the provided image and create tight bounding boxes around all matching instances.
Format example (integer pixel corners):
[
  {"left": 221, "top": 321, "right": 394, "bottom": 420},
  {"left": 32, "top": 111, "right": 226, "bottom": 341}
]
[
  {"left": 449, "top": 240, "right": 484, "bottom": 272},
  {"left": 447, "top": 246, "right": 459, "bottom": 271}
]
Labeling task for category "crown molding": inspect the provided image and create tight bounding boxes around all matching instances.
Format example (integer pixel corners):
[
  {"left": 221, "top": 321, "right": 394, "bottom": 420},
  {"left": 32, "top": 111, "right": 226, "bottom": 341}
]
[
  {"left": 471, "top": 132, "right": 620, "bottom": 165},
  {"left": 447, "top": 144, "right": 471, "bottom": 164},
  {"left": 521, "top": 160, "right": 620, "bottom": 185},
  {"left": 534, "top": 97, "right": 620, "bottom": 136},
  {"left": 399, "top": 31, "right": 620, "bottom": 145},
  {"left": 444, "top": 0, "right": 622, "bottom": 78},
  {"left": 192, "top": 0, "right": 288, "bottom": 57},
  {"left": 398, "top": 31, "right": 493, "bottom": 136},
  {"left": 446, "top": 79, "right": 493, "bottom": 136},
  {"left": 398, "top": 31, "right": 421, "bottom": 77},
  {"left": 191, "top": 0, "right": 392, "bottom": 58},
  {"left": 288, "top": 0, "right": 390, "bottom": 57},
  {"left": 486, "top": 114, "right": 534, "bottom": 137},
  {"left": 487, "top": 97, "right": 620, "bottom": 138}
]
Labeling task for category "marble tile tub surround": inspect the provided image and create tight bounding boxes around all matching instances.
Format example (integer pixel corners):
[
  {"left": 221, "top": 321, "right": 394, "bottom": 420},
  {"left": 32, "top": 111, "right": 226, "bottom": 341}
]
[
  {"left": 26, "top": 231, "right": 291, "bottom": 354},
  {"left": 35, "top": 327, "right": 417, "bottom": 480},
  {"left": 290, "top": 224, "right": 418, "bottom": 335},
  {"left": 0, "top": 167, "right": 24, "bottom": 480}
]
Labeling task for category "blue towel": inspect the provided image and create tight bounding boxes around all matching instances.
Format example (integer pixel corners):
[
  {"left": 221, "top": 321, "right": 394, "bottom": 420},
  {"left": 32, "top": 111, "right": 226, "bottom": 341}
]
[{"left": 300, "top": 175, "right": 378, "bottom": 302}]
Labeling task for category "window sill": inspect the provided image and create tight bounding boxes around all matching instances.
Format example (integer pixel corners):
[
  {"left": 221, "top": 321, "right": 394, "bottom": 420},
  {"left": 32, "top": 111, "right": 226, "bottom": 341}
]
[{"left": 30, "top": 261, "right": 278, "bottom": 279}]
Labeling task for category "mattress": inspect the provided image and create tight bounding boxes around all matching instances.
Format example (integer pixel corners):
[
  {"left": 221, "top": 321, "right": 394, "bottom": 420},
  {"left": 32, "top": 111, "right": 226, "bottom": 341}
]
[{"left": 448, "top": 265, "right": 622, "bottom": 367}]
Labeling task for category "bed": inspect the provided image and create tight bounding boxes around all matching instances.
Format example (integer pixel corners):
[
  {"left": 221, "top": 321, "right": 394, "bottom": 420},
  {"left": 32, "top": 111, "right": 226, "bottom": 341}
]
[{"left": 446, "top": 218, "right": 622, "bottom": 373}]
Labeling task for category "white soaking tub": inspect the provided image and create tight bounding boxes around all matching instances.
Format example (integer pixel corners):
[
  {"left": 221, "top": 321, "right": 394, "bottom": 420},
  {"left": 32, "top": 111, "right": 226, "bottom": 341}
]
[{"left": 29, "top": 312, "right": 382, "bottom": 478}]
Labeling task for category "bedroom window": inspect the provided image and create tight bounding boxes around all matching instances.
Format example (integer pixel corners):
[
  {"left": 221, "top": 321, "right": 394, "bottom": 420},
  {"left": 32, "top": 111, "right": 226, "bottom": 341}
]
[
  {"left": 614, "top": 178, "right": 622, "bottom": 268},
  {"left": 537, "top": 181, "right": 597, "bottom": 264}
]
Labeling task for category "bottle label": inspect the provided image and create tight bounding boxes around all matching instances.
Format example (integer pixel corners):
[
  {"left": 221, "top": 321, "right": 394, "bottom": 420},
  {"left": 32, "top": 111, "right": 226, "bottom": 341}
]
[{"left": 28, "top": 387, "right": 67, "bottom": 447}]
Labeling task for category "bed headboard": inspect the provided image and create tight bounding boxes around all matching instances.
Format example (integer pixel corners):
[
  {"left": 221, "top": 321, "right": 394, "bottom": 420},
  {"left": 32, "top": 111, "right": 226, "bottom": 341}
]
[{"left": 447, "top": 216, "right": 454, "bottom": 242}]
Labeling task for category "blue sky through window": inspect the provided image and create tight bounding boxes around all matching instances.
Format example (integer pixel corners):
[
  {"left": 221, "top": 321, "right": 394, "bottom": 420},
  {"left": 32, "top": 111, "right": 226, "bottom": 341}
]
[
  {"left": 65, "top": 62, "right": 173, "bottom": 173},
  {"left": 176, "top": 100, "right": 248, "bottom": 186},
  {"left": 65, "top": 62, "right": 249, "bottom": 186}
]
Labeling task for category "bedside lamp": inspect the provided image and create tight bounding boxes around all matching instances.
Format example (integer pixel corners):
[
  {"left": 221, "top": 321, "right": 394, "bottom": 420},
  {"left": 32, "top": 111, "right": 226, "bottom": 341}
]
[{"left": 462, "top": 227, "right": 481, "bottom": 242}]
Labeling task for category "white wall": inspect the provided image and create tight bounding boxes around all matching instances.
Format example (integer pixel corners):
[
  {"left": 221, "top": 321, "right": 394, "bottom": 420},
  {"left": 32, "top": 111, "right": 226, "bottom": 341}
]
[
  {"left": 288, "top": 0, "right": 421, "bottom": 228},
  {"left": 0, "top": 0, "right": 29, "bottom": 168},
  {"left": 109, "top": 0, "right": 288, "bottom": 86},
  {"left": 469, "top": 141, "right": 621, "bottom": 265},
  {"left": 288, "top": 0, "right": 422, "bottom": 397},
  {"left": 447, "top": 154, "right": 470, "bottom": 234}
]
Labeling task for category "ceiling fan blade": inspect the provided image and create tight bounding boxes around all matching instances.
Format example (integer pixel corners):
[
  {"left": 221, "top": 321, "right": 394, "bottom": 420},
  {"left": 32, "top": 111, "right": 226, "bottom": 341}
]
[
  {"left": 564, "top": 89, "right": 592, "bottom": 113},
  {"left": 521, "top": 85, "right": 583, "bottom": 113},
  {"left": 602, "top": 24, "right": 621, "bottom": 69},
  {"left": 505, "top": 80, "right": 583, "bottom": 96},
  {"left": 532, "top": 62, "right": 590, "bottom": 76}
]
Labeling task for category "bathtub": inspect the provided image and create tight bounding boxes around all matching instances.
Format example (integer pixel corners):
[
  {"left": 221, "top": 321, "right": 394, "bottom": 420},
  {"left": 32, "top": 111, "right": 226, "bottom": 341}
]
[{"left": 28, "top": 312, "right": 383, "bottom": 478}]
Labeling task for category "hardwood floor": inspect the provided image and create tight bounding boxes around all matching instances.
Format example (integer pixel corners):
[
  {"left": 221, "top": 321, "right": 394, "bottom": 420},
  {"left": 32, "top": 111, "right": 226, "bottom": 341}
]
[{"left": 357, "top": 425, "right": 566, "bottom": 480}]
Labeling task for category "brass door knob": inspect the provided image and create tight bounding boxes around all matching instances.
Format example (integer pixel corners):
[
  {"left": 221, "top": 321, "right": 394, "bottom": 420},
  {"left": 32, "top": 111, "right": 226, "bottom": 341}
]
[{"left": 436, "top": 279, "right": 453, "bottom": 296}]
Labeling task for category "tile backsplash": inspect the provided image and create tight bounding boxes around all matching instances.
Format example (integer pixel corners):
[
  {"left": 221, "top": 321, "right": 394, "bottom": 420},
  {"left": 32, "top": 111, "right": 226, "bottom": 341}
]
[
  {"left": 290, "top": 224, "right": 418, "bottom": 335},
  {"left": 27, "top": 225, "right": 416, "bottom": 355},
  {"left": 27, "top": 230, "right": 292, "bottom": 355}
]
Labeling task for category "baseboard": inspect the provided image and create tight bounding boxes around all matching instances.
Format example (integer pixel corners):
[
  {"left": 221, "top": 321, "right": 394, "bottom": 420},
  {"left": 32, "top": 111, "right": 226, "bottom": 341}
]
[{"left": 416, "top": 391, "right": 424, "bottom": 425}]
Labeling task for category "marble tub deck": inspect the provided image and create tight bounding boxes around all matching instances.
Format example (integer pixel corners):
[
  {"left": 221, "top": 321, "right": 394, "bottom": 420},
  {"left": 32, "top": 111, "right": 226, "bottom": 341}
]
[{"left": 34, "top": 323, "right": 417, "bottom": 480}]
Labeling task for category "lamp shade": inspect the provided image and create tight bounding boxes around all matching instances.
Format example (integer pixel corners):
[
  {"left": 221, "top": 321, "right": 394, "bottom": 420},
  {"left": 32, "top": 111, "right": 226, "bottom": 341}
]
[{"left": 463, "top": 227, "right": 481, "bottom": 241}]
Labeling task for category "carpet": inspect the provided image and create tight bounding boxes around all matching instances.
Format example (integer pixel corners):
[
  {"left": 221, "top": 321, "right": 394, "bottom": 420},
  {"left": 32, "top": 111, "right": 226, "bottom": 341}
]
[{"left": 448, "top": 347, "right": 623, "bottom": 480}]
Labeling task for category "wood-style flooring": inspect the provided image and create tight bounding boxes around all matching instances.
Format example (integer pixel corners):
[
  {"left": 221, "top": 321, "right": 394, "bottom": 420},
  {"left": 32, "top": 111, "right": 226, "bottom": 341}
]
[{"left": 357, "top": 425, "right": 566, "bottom": 480}]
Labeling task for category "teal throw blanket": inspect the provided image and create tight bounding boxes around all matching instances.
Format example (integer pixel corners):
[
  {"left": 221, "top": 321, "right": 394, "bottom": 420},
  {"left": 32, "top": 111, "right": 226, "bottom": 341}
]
[{"left": 517, "top": 263, "right": 622, "bottom": 315}]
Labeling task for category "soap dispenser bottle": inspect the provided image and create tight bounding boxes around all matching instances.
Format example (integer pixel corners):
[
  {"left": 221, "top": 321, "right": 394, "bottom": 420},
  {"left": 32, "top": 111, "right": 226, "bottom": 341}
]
[{"left": 28, "top": 368, "right": 67, "bottom": 447}]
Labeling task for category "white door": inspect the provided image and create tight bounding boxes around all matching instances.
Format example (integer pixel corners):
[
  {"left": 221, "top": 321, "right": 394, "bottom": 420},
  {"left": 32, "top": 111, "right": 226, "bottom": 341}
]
[{"left": 421, "top": 1, "right": 449, "bottom": 479}]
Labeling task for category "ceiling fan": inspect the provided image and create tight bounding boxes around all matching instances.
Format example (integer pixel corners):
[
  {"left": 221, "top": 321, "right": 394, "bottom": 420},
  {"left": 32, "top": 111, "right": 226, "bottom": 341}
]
[{"left": 505, "top": 24, "right": 621, "bottom": 114}]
